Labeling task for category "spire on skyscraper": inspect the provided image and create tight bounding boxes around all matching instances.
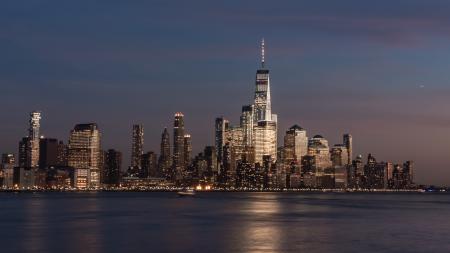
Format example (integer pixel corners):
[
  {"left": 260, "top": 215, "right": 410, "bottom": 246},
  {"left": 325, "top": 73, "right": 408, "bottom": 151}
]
[{"left": 261, "top": 38, "right": 265, "bottom": 69}]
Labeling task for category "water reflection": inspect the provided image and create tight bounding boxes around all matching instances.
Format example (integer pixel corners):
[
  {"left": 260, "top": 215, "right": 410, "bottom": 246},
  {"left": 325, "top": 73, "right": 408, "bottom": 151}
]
[
  {"left": 65, "top": 192, "right": 104, "bottom": 253},
  {"left": 239, "top": 194, "right": 284, "bottom": 253},
  {"left": 23, "top": 194, "right": 46, "bottom": 252}
]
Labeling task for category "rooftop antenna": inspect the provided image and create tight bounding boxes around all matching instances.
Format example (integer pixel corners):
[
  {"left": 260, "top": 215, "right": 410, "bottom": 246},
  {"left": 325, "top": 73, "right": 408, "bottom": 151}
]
[{"left": 261, "top": 38, "right": 265, "bottom": 69}]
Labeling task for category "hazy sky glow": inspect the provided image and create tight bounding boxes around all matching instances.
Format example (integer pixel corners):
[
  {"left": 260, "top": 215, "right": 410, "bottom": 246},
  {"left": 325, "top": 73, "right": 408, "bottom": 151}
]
[{"left": 1, "top": 1, "right": 450, "bottom": 185}]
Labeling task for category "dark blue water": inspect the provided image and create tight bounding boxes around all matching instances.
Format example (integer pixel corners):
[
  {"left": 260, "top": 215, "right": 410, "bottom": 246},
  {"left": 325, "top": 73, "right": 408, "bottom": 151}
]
[{"left": 0, "top": 192, "right": 449, "bottom": 253}]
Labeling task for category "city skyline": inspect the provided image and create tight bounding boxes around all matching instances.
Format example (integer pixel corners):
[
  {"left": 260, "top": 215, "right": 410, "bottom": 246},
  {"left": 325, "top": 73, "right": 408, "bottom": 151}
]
[
  {"left": 2, "top": 1, "right": 450, "bottom": 185},
  {"left": 0, "top": 43, "right": 416, "bottom": 190}
]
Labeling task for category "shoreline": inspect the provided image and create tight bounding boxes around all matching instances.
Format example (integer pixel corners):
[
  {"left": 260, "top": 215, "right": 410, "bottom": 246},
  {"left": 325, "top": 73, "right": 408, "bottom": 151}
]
[{"left": 0, "top": 188, "right": 446, "bottom": 193}]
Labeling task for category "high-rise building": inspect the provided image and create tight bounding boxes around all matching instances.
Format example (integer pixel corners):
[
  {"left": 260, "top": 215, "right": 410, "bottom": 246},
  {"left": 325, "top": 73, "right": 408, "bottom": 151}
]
[
  {"left": 225, "top": 126, "right": 244, "bottom": 173},
  {"left": 18, "top": 137, "right": 31, "bottom": 168},
  {"left": 172, "top": 112, "right": 185, "bottom": 181},
  {"left": 213, "top": 40, "right": 278, "bottom": 167},
  {"left": 330, "top": 144, "right": 349, "bottom": 167},
  {"left": 283, "top": 125, "right": 308, "bottom": 164},
  {"left": 254, "top": 39, "right": 271, "bottom": 122},
  {"left": 253, "top": 121, "right": 277, "bottom": 164},
  {"left": 28, "top": 111, "right": 41, "bottom": 168},
  {"left": 252, "top": 40, "right": 278, "bottom": 164},
  {"left": 131, "top": 124, "right": 144, "bottom": 169},
  {"left": 0, "top": 153, "right": 15, "bottom": 188},
  {"left": 343, "top": 134, "right": 352, "bottom": 165},
  {"left": 17, "top": 111, "right": 41, "bottom": 169},
  {"left": 56, "top": 141, "right": 68, "bottom": 166},
  {"left": 215, "top": 117, "right": 229, "bottom": 168},
  {"left": 158, "top": 128, "right": 171, "bottom": 179},
  {"left": 308, "top": 135, "right": 331, "bottom": 176},
  {"left": 204, "top": 146, "right": 217, "bottom": 175},
  {"left": 141, "top": 151, "right": 158, "bottom": 178},
  {"left": 39, "top": 138, "right": 61, "bottom": 169},
  {"left": 1, "top": 154, "right": 15, "bottom": 165},
  {"left": 184, "top": 134, "right": 192, "bottom": 170},
  {"left": 240, "top": 105, "right": 254, "bottom": 147},
  {"left": 68, "top": 123, "right": 102, "bottom": 189},
  {"left": 104, "top": 149, "right": 122, "bottom": 186}
]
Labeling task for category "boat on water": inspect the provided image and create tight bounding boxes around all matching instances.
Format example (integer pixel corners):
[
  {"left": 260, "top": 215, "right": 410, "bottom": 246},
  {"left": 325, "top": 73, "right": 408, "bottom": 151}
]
[{"left": 177, "top": 189, "right": 196, "bottom": 197}]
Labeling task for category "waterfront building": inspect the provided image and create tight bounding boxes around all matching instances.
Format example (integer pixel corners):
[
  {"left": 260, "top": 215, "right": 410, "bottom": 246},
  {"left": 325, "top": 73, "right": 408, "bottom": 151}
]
[
  {"left": 104, "top": 149, "right": 122, "bottom": 186},
  {"left": 142, "top": 151, "right": 158, "bottom": 178},
  {"left": 331, "top": 144, "right": 349, "bottom": 167},
  {"left": 363, "top": 154, "right": 389, "bottom": 189},
  {"left": 172, "top": 112, "right": 185, "bottom": 181},
  {"left": 158, "top": 128, "right": 171, "bottom": 179},
  {"left": 28, "top": 111, "right": 41, "bottom": 168},
  {"left": 253, "top": 121, "right": 277, "bottom": 164},
  {"left": 13, "top": 167, "right": 35, "bottom": 189},
  {"left": 184, "top": 134, "right": 192, "bottom": 172},
  {"left": 131, "top": 124, "right": 144, "bottom": 171},
  {"left": 252, "top": 40, "right": 278, "bottom": 164},
  {"left": 308, "top": 135, "right": 332, "bottom": 176},
  {"left": 226, "top": 126, "right": 245, "bottom": 172},
  {"left": 0, "top": 154, "right": 15, "bottom": 188},
  {"left": 215, "top": 117, "right": 229, "bottom": 169},
  {"left": 39, "top": 138, "right": 67, "bottom": 169},
  {"left": 240, "top": 105, "right": 254, "bottom": 147},
  {"left": 283, "top": 125, "right": 308, "bottom": 164},
  {"left": 68, "top": 123, "right": 102, "bottom": 189},
  {"left": 17, "top": 111, "right": 42, "bottom": 169},
  {"left": 343, "top": 134, "right": 352, "bottom": 165}
]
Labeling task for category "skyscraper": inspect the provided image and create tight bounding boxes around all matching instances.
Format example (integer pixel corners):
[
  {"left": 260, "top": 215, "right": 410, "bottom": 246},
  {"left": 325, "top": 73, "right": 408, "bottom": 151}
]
[
  {"left": 343, "top": 134, "right": 352, "bottom": 165},
  {"left": 0, "top": 154, "right": 15, "bottom": 188},
  {"left": 215, "top": 117, "right": 229, "bottom": 169},
  {"left": 252, "top": 39, "right": 278, "bottom": 163},
  {"left": 18, "top": 112, "right": 41, "bottom": 169},
  {"left": 213, "top": 40, "right": 278, "bottom": 166},
  {"left": 158, "top": 128, "right": 171, "bottom": 179},
  {"left": 142, "top": 151, "right": 158, "bottom": 178},
  {"left": 240, "top": 105, "right": 254, "bottom": 147},
  {"left": 308, "top": 135, "right": 332, "bottom": 175},
  {"left": 184, "top": 134, "right": 192, "bottom": 170},
  {"left": 18, "top": 137, "right": 31, "bottom": 168},
  {"left": 68, "top": 123, "right": 101, "bottom": 188},
  {"left": 28, "top": 111, "right": 41, "bottom": 168},
  {"left": 131, "top": 124, "right": 144, "bottom": 169},
  {"left": 283, "top": 125, "right": 308, "bottom": 164},
  {"left": 253, "top": 39, "right": 272, "bottom": 122},
  {"left": 39, "top": 138, "right": 59, "bottom": 169},
  {"left": 1, "top": 154, "right": 15, "bottom": 165},
  {"left": 104, "top": 149, "right": 122, "bottom": 186},
  {"left": 330, "top": 144, "right": 349, "bottom": 167},
  {"left": 172, "top": 113, "right": 185, "bottom": 181},
  {"left": 253, "top": 121, "right": 277, "bottom": 164}
]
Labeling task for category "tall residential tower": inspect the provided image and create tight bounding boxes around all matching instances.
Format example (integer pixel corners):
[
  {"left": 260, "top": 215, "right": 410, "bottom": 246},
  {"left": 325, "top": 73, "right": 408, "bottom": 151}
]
[
  {"left": 131, "top": 124, "right": 144, "bottom": 169},
  {"left": 172, "top": 113, "right": 185, "bottom": 181}
]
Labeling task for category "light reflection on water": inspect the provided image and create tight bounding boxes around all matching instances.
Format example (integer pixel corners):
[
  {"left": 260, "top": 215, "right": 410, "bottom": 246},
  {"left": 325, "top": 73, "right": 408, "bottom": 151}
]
[
  {"left": 241, "top": 195, "right": 283, "bottom": 253},
  {"left": 0, "top": 192, "right": 449, "bottom": 253}
]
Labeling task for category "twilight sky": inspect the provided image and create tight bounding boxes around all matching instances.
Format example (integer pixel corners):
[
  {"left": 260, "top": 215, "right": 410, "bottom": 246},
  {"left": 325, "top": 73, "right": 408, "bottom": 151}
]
[{"left": 1, "top": 0, "right": 450, "bottom": 185}]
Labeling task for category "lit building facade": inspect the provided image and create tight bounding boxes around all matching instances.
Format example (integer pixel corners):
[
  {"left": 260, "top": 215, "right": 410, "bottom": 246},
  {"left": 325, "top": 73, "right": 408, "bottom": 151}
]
[
  {"left": 158, "top": 128, "right": 171, "bottom": 179},
  {"left": 68, "top": 123, "right": 102, "bottom": 189},
  {"left": 343, "top": 134, "right": 352, "bottom": 165},
  {"left": 308, "top": 135, "right": 332, "bottom": 176},
  {"left": 283, "top": 125, "right": 308, "bottom": 164},
  {"left": 131, "top": 124, "right": 144, "bottom": 169},
  {"left": 173, "top": 112, "right": 185, "bottom": 181},
  {"left": 331, "top": 144, "right": 349, "bottom": 167},
  {"left": 28, "top": 111, "right": 41, "bottom": 168},
  {"left": 184, "top": 134, "right": 192, "bottom": 171}
]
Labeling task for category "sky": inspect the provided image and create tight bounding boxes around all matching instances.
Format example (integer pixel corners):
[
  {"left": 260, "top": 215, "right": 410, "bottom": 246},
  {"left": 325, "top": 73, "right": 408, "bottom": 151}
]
[{"left": 1, "top": 0, "right": 450, "bottom": 185}]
